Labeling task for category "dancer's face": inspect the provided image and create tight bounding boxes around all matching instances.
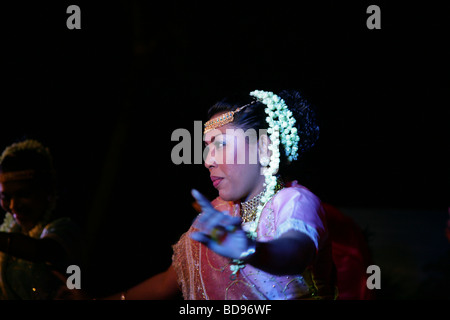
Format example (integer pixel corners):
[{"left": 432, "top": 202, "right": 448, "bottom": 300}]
[{"left": 204, "top": 119, "right": 266, "bottom": 202}]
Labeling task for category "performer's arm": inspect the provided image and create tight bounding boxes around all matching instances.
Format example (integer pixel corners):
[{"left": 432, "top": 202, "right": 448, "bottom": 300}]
[
  {"left": 245, "top": 230, "right": 316, "bottom": 275},
  {"left": 190, "top": 190, "right": 317, "bottom": 276},
  {"left": 0, "top": 232, "right": 66, "bottom": 263},
  {"left": 103, "top": 265, "right": 180, "bottom": 300}
]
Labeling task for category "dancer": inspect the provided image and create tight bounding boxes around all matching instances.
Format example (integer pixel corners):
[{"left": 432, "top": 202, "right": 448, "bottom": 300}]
[{"left": 104, "top": 89, "right": 336, "bottom": 300}]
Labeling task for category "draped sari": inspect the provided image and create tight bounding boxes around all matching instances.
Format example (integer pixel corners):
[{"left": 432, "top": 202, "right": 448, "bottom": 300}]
[{"left": 172, "top": 182, "right": 336, "bottom": 300}]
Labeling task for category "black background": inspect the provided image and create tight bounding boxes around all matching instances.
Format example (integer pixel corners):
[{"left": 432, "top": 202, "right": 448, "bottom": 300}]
[{"left": 1, "top": 1, "right": 448, "bottom": 297}]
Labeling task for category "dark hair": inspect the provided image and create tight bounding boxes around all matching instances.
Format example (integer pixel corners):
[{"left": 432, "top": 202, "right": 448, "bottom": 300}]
[{"left": 207, "top": 89, "right": 320, "bottom": 175}]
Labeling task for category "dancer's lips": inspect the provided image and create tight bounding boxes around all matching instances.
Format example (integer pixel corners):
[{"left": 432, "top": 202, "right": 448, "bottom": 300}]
[{"left": 210, "top": 176, "right": 224, "bottom": 188}]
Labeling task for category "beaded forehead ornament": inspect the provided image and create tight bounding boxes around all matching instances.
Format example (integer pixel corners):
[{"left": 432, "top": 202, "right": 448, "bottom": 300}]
[
  {"left": 203, "top": 90, "right": 300, "bottom": 162},
  {"left": 203, "top": 103, "right": 253, "bottom": 134}
]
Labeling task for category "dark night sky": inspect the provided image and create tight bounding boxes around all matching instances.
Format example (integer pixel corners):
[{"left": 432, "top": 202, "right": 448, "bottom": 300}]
[{"left": 1, "top": 1, "right": 449, "bottom": 296}]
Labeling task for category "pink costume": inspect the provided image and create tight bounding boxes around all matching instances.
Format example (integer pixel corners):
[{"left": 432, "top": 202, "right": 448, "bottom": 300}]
[{"left": 172, "top": 182, "right": 336, "bottom": 300}]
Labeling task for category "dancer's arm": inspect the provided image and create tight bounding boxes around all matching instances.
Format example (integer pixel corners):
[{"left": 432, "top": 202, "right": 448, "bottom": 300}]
[{"left": 103, "top": 265, "right": 180, "bottom": 300}]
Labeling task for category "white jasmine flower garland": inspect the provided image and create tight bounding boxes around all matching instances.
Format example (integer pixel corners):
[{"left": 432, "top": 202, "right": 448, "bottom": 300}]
[
  {"left": 229, "top": 90, "right": 301, "bottom": 276},
  {"left": 245, "top": 90, "right": 300, "bottom": 239}
]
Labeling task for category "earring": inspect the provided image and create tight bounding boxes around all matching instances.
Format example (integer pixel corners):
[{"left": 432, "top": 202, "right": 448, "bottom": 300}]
[{"left": 259, "top": 156, "right": 270, "bottom": 167}]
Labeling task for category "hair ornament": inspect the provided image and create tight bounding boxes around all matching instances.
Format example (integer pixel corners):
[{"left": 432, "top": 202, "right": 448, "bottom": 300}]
[
  {"left": 226, "top": 90, "right": 301, "bottom": 276},
  {"left": 249, "top": 90, "right": 300, "bottom": 163},
  {"left": 203, "top": 101, "right": 255, "bottom": 134}
]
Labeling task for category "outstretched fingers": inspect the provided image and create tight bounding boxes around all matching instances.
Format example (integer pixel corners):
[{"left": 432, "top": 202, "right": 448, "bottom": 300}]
[{"left": 191, "top": 189, "right": 241, "bottom": 233}]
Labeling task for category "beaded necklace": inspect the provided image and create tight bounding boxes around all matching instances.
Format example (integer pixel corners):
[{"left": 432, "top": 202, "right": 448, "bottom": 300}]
[
  {"left": 230, "top": 179, "right": 285, "bottom": 279},
  {"left": 240, "top": 179, "right": 285, "bottom": 223}
]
